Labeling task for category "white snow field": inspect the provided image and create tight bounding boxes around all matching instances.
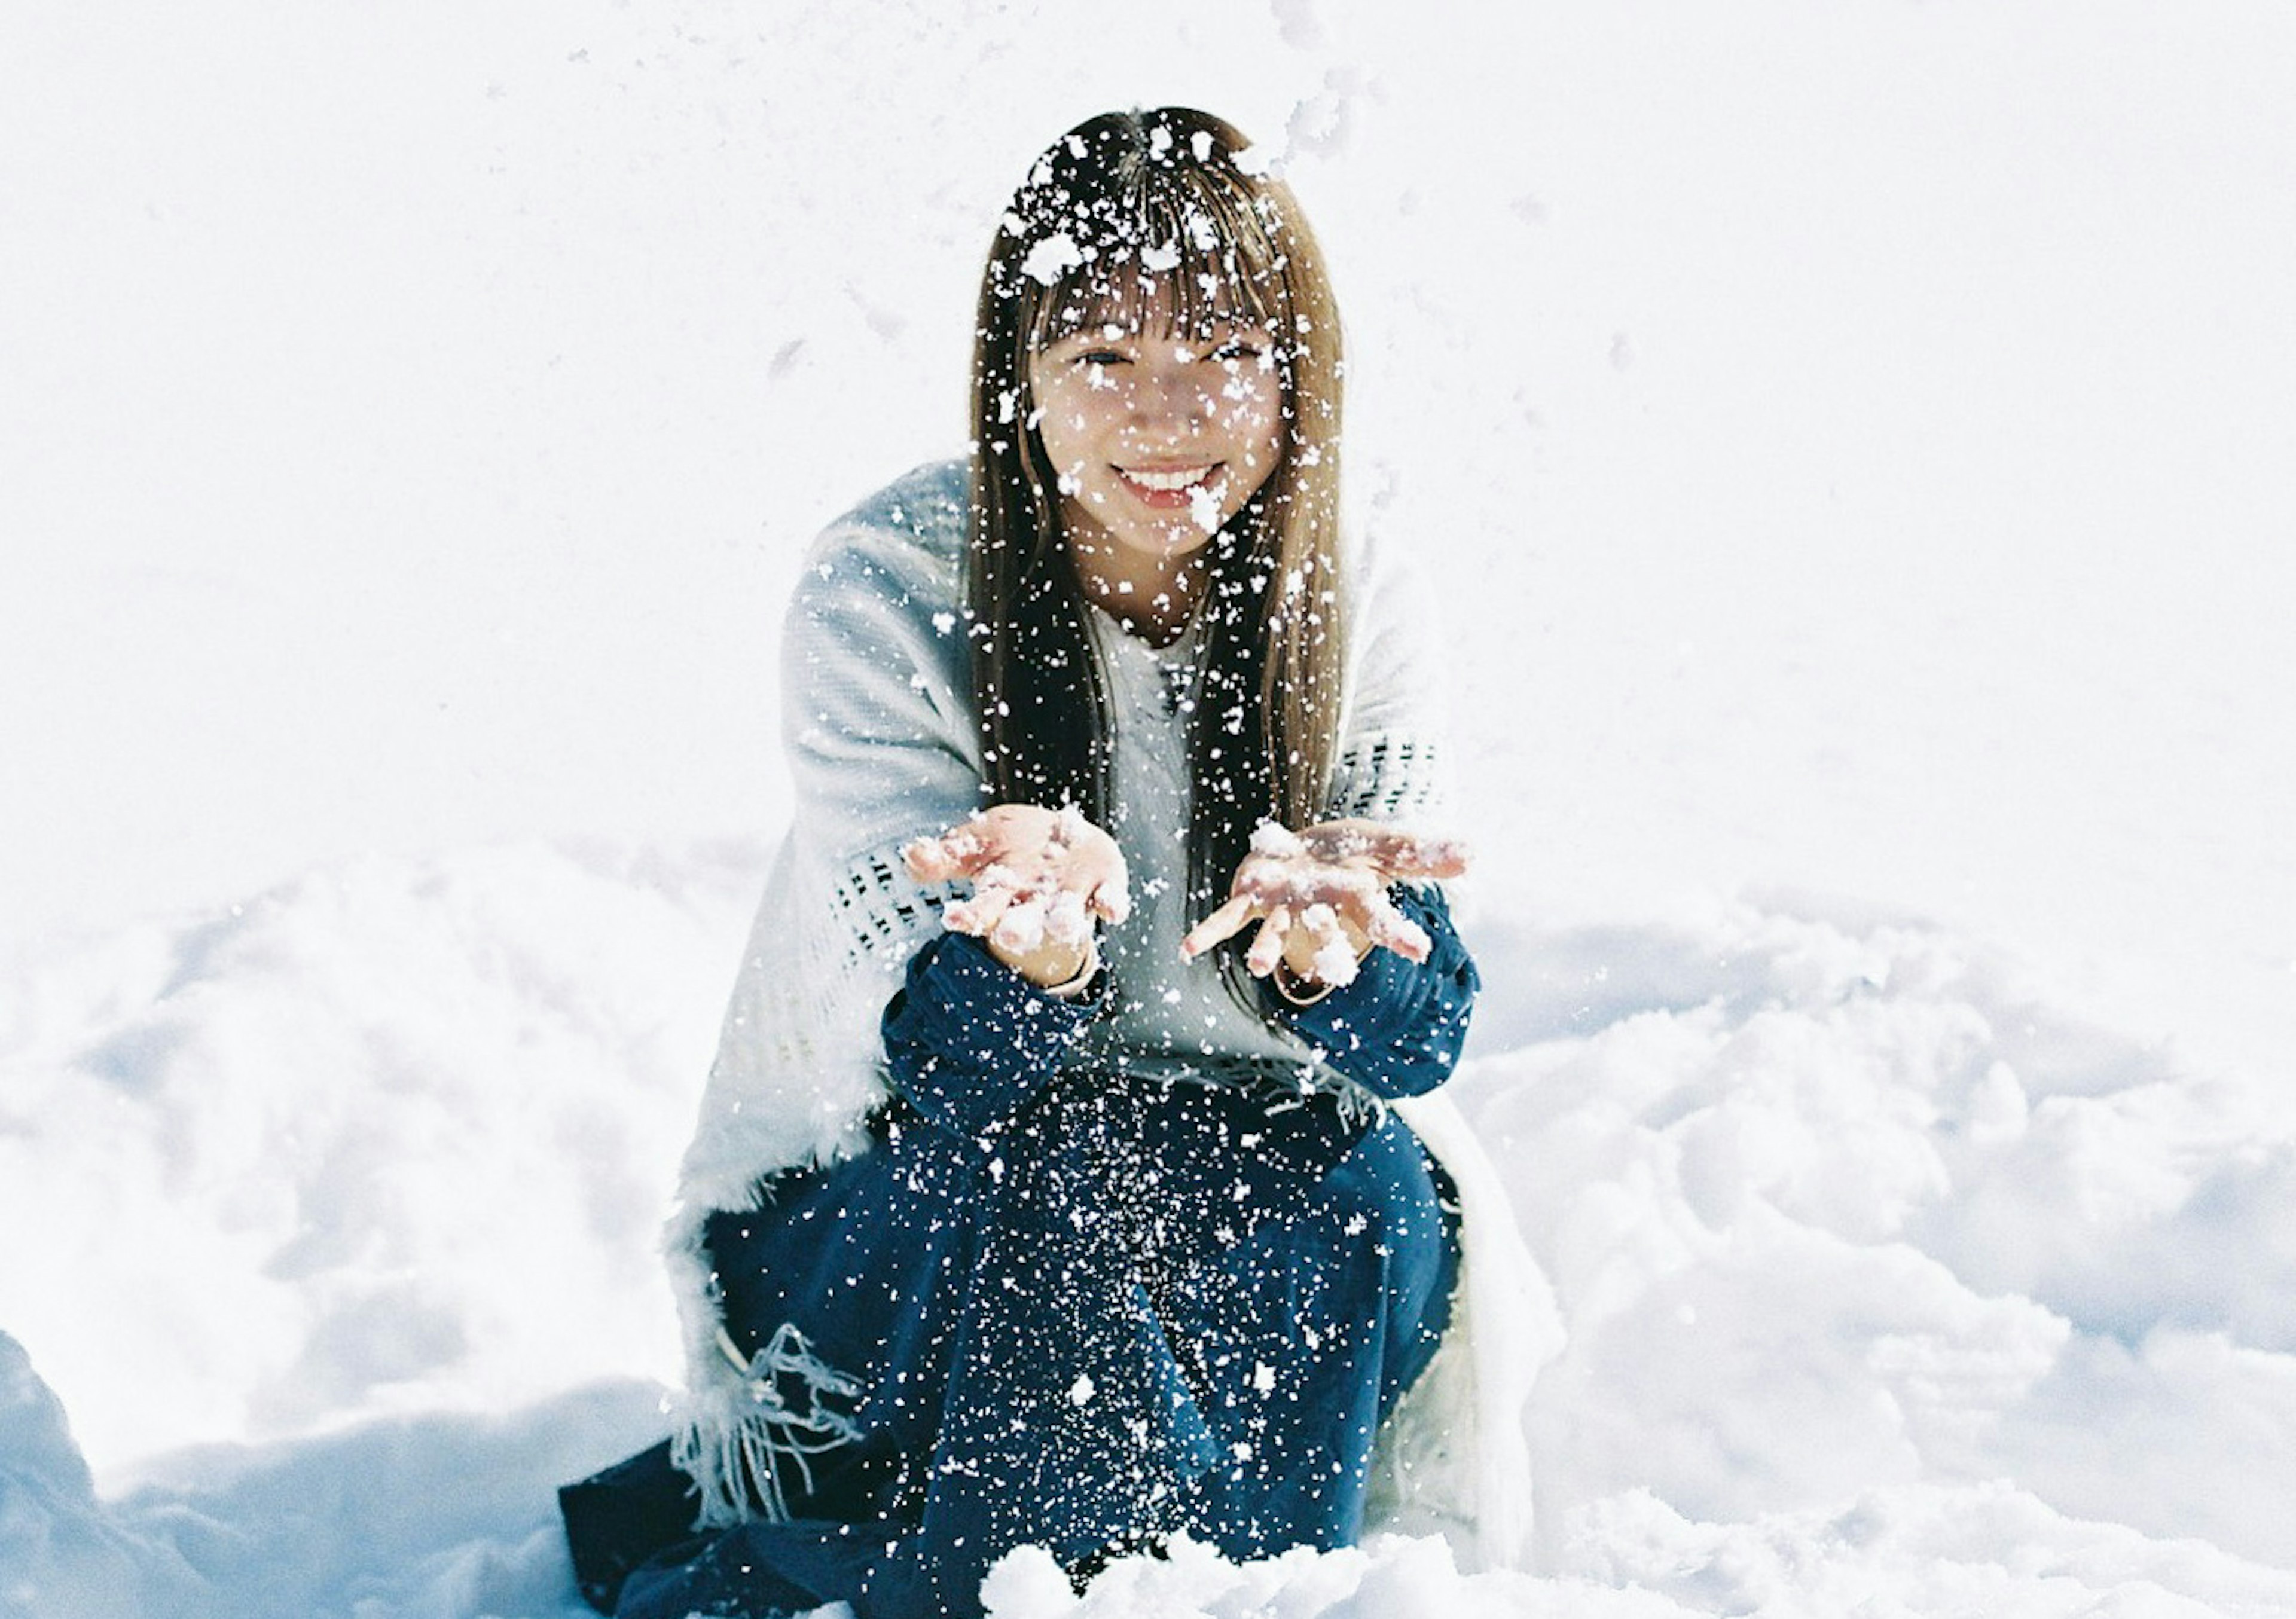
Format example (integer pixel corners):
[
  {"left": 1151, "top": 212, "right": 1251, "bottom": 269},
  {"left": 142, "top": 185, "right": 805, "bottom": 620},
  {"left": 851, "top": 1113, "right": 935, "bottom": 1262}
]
[
  {"left": 8, "top": 850, "right": 2296, "bottom": 1617},
  {"left": 4, "top": 2, "right": 2293, "bottom": 1616}
]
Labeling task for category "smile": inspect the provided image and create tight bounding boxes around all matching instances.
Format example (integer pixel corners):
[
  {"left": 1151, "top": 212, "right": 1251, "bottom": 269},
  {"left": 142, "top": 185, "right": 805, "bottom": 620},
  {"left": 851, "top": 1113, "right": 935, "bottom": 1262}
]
[{"left": 1115, "top": 463, "right": 1222, "bottom": 506}]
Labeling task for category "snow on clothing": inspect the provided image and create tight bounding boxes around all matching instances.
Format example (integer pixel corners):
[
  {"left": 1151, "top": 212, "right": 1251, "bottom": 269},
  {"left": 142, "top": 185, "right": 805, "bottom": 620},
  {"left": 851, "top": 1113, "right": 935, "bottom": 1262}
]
[
  {"left": 567, "top": 897, "right": 1472, "bottom": 1618},
  {"left": 560, "top": 461, "right": 1561, "bottom": 1612}
]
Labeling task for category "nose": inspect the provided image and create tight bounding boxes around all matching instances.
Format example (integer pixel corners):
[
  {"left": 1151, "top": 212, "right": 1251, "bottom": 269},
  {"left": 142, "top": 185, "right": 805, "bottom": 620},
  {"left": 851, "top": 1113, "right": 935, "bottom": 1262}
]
[{"left": 1128, "top": 351, "right": 1211, "bottom": 436}]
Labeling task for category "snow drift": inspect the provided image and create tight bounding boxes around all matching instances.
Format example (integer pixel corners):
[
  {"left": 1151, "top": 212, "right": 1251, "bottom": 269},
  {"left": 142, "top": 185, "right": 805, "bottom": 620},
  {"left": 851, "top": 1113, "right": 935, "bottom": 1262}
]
[{"left": 5, "top": 842, "right": 2294, "bottom": 1617}]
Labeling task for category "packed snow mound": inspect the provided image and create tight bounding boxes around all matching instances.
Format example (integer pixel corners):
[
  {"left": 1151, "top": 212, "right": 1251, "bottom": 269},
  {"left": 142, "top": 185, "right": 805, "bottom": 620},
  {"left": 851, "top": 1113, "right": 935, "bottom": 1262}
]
[
  {"left": 0, "top": 839, "right": 761, "bottom": 1472},
  {"left": 0, "top": 1329, "right": 664, "bottom": 1619},
  {"left": 4, "top": 841, "right": 2294, "bottom": 1616},
  {"left": 0, "top": 1331, "right": 213, "bottom": 1619},
  {"left": 1455, "top": 893, "right": 2296, "bottom": 1567}
]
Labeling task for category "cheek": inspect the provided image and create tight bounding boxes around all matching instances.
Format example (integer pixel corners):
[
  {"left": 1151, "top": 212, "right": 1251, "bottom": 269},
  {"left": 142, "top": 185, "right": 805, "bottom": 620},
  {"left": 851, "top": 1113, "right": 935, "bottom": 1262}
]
[
  {"left": 1219, "top": 378, "right": 1284, "bottom": 460},
  {"left": 1030, "top": 399, "right": 1087, "bottom": 471},
  {"left": 1031, "top": 382, "right": 1115, "bottom": 471},
  {"left": 1236, "top": 396, "right": 1284, "bottom": 473}
]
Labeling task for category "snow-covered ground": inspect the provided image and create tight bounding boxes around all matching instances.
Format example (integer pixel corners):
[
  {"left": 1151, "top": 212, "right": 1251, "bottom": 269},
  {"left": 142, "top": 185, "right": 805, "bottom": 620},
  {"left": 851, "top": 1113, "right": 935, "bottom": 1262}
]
[
  {"left": 11, "top": 850, "right": 2296, "bottom": 1616},
  {"left": 5, "top": 2, "right": 2293, "bottom": 1616}
]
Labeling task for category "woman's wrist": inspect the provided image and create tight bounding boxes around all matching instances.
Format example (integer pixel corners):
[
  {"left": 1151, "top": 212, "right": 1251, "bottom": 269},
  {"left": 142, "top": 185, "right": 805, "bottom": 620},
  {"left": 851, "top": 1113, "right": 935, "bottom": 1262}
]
[
  {"left": 1269, "top": 940, "right": 1372, "bottom": 1006},
  {"left": 1271, "top": 912, "right": 1373, "bottom": 1003},
  {"left": 987, "top": 931, "right": 1101, "bottom": 997},
  {"left": 1268, "top": 955, "right": 1339, "bottom": 1006},
  {"left": 1038, "top": 939, "right": 1101, "bottom": 998}
]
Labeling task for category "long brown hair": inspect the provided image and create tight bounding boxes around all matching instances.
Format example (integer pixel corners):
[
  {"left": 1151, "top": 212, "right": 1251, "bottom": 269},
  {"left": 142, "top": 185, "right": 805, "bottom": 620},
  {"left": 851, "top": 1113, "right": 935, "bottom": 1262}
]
[{"left": 966, "top": 108, "right": 1349, "bottom": 986}]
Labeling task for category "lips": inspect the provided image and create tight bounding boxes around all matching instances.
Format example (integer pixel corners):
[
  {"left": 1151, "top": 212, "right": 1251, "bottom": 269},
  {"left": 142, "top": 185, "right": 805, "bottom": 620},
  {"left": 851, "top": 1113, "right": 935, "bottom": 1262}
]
[{"left": 1115, "top": 463, "right": 1222, "bottom": 509}]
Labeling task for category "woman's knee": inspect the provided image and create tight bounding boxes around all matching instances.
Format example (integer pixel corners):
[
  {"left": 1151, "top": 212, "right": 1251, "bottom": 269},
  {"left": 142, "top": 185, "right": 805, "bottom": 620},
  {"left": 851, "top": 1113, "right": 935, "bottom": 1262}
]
[{"left": 1322, "top": 1119, "right": 1447, "bottom": 1277}]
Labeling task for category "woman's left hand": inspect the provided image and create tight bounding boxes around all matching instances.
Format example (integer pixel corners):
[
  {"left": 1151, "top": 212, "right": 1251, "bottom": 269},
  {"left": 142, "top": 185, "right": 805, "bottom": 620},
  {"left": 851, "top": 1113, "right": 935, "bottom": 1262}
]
[{"left": 1178, "top": 818, "right": 1470, "bottom": 989}]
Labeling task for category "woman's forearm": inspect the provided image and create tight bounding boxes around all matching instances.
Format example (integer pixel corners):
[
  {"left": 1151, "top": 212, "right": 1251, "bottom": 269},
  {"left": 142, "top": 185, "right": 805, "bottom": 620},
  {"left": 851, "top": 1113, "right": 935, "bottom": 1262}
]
[
  {"left": 879, "top": 931, "right": 1102, "bottom": 1143},
  {"left": 1263, "top": 884, "right": 1479, "bottom": 1099}
]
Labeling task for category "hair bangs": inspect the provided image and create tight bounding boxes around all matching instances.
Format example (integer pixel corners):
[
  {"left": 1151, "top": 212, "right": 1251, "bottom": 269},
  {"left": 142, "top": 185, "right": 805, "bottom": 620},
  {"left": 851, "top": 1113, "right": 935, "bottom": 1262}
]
[{"left": 1016, "top": 139, "right": 1293, "bottom": 358}]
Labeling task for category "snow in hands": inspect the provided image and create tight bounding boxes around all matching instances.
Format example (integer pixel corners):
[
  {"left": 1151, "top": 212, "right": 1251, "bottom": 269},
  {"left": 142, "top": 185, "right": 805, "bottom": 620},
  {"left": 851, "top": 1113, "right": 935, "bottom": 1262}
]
[
  {"left": 905, "top": 805, "right": 1131, "bottom": 985},
  {"left": 1183, "top": 818, "right": 1471, "bottom": 989}
]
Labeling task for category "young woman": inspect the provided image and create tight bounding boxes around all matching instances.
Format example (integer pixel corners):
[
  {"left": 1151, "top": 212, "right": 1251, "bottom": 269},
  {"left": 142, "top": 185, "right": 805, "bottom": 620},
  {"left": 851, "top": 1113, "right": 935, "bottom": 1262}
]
[{"left": 561, "top": 106, "right": 1543, "bottom": 1619}]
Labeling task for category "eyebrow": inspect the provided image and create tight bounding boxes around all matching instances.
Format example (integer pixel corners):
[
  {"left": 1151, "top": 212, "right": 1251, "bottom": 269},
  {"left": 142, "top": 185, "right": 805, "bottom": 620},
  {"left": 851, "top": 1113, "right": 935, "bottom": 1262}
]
[{"left": 1048, "top": 320, "right": 1272, "bottom": 351}]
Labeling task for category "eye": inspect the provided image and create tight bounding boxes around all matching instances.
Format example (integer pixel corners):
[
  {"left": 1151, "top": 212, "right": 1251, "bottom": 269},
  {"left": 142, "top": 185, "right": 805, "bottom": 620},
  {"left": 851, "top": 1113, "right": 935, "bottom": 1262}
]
[
  {"left": 1208, "top": 337, "right": 1268, "bottom": 368},
  {"left": 1074, "top": 348, "right": 1129, "bottom": 368}
]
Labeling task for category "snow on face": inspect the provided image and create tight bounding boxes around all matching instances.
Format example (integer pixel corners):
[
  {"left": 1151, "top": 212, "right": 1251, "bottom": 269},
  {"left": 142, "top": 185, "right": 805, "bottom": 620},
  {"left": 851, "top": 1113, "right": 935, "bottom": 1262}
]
[{"left": 1028, "top": 289, "right": 1284, "bottom": 617}]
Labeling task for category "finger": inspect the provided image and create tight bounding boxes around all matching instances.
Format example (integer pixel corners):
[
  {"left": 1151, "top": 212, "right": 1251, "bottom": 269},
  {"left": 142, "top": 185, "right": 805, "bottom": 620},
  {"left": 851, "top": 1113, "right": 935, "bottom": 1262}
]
[
  {"left": 1049, "top": 802, "right": 1092, "bottom": 852},
  {"left": 1309, "top": 932, "right": 1363, "bottom": 987},
  {"left": 1384, "top": 833, "right": 1470, "bottom": 882},
  {"left": 1071, "top": 843, "right": 1130, "bottom": 925},
  {"left": 903, "top": 824, "right": 987, "bottom": 881},
  {"left": 1299, "top": 900, "right": 1348, "bottom": 958},
  {"left": 1298, "top": 902, "right": 1366, "bottom": 988},
  {"left": 1306, "top": 821, "right": 1470, "bottom": 882},
  {"left": 1041, "top": 888, "right": 1092, "bottom": 949},
  {"left": 1361, "top": 891, "right": 1433, "bottom": 963},
  {"left": 990, "top": 894, "right": 1048, "bottom": 955},
  {"left": 902, "top": 835, "right": 960, "bottom": 881},
  {"left": 943, "top": 883, "right": 1014, "bottom": 937},
  {"left": 1179, "top": 892, "right": 1257, "bottom": 961},
  {"left": 1245, "top": 905, "right": 1293, "bottom": 977},
  {"left": 1089, "top": 875, "right": 1132, "bottom": 927}
]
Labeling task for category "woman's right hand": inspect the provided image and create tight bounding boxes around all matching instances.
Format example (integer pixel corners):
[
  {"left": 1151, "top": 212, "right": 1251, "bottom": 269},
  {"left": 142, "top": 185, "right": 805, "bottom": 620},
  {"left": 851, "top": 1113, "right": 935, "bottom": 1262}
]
[
  {"left": 902, "top": 804, "right": 1129, "bottom": 989},
  {"left": 1179, "top": 818, "right": 1469, "bottom": 990}
]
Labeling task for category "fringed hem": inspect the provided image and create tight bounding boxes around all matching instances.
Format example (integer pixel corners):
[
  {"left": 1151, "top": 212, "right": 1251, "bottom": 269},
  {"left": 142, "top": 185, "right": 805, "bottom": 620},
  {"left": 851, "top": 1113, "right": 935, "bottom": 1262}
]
[
  {"left": 662, "top": 827, "right": 948, "bottom": 1531},
  {"left": 670, "top": 1322, "right": 868, "bottom": 1529}
]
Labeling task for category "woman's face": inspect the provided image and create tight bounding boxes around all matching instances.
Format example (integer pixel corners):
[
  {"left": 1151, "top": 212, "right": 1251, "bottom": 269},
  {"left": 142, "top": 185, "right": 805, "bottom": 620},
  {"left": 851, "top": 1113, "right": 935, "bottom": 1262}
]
[{"left": 1028, "top": 307, "right": 1285, "bottom": 603}]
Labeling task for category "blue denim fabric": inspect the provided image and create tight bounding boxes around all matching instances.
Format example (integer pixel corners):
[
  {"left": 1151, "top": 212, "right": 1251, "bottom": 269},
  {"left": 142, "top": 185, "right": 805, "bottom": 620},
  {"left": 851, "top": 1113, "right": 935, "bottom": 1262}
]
[
  {"left": 1257, "top": 884, "right": 1481, "bottom": 1098},
  {"left": 564, "top": 890, "right": 1477, "bottom": 1619}
]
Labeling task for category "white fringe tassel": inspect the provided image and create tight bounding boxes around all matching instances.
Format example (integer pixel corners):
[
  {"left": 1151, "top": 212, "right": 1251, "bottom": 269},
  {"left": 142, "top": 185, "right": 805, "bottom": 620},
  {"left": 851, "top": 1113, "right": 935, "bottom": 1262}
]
[{"left": 672, "top": 1321, "right": 866, "bottom": 1526}]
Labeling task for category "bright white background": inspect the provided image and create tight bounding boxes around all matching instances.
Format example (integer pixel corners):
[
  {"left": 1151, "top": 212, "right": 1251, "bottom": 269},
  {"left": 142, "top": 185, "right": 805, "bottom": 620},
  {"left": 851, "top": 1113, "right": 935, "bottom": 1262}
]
[
  {"left": 4, "top": 4, "right": 2295, "bottom": 1615},
  {"left": 7, "top": 0, "right": 2289, "bottom": 1071}
]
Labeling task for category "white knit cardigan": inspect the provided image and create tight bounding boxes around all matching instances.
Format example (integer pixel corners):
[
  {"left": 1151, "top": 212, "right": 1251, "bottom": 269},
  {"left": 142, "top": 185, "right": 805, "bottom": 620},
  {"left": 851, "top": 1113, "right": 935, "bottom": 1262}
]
[{"left": 665, "top": 461, "right": 1562, "bottom": 1571}]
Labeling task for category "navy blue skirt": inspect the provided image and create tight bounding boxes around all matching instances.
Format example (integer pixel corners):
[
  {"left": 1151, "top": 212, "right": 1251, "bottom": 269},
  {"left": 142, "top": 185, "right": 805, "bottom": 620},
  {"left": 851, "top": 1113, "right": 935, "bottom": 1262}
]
[{"left": 563, "top": 1068, "right": 1458, "bottom": 1619}]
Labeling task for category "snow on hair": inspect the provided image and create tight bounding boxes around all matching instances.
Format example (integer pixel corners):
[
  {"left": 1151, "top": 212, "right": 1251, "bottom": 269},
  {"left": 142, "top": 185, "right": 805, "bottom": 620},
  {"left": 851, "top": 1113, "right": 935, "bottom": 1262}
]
[{"left": 966, "top": 108, "right": 1349, "bottom": 1016}]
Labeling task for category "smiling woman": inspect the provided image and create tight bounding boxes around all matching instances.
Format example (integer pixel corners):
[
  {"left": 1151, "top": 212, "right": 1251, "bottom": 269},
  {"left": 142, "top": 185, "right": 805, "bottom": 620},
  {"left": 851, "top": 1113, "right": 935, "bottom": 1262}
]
[
  {"left": 1030, "top": 318, "right": 1284, "bottom": 643},
  {"left": 557, "top": 106, "right": 1543, "bottom": 1619}
]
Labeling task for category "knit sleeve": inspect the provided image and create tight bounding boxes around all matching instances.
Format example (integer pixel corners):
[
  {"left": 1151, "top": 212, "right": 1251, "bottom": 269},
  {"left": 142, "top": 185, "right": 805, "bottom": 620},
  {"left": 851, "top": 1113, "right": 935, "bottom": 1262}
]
[
  {"left": 1294, "top": 534, "right": 1474, "bottom": 1098},
  {"left": 673, "top": 472, "right": 984, "bottom": 1215},
  {"left": 1326, "top": 529, "right": 1455, "bottom": 829},
  {"left": 666, "top": 468, "right": 996, "bottom": 1529},
  {"left": 777, "top": 520, "right": 984, "bottom": 971}
]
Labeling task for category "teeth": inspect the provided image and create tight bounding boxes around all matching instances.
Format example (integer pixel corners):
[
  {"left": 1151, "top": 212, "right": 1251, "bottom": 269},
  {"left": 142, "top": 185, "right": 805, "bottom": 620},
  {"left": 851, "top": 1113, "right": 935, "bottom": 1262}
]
[{"left": 1123, "top": 465, "right": 1216, "bottom": 491}]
